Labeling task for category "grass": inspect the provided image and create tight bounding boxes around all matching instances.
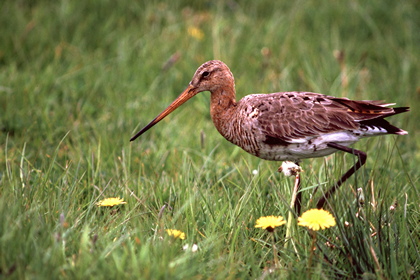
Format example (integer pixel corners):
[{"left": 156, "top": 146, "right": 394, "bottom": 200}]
[{"left": 1, "top": 0, "right": 419, "bottom": 279}]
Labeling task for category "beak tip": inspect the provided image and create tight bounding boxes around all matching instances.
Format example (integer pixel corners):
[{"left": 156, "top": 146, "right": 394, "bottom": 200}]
[{"left": 130, "top": 134, "right": 140, "bottom": 142}]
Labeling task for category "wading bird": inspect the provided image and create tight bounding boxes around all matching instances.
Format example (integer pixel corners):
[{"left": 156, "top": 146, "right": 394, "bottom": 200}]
[{"left": 130, "top": 60, "right": 408, "bottom": 210}]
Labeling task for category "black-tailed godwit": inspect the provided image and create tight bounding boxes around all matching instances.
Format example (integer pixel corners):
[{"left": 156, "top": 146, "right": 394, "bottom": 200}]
[{"left": 130, "top": 60, "right": 409, "bottom": 209}]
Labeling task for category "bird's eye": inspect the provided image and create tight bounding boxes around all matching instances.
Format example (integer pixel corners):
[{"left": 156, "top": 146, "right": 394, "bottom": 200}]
[{"left": 202, "top": 71, "right": 210, "bottom": 78}]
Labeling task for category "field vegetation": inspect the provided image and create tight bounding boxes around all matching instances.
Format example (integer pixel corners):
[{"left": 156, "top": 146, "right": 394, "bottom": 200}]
[{"left": 1, "top": 0, "right": 419, "bottom": 279}]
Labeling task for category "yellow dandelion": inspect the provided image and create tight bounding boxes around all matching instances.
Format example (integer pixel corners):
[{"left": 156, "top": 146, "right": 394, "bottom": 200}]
[
  {"left": 255, "top": 216, "right": 286, "bottom": 232},
  {"left": 298, "top": 209, "right": 336, "bottom": 231},
  {"left": 96, "top": 197, "right": 127, "bottom": 207},
  {"left": 187, "top": 26, "right": 204, "bottom": 41},
  {"left": 166, "top": 229, "right": 186, "bottom": 240}
]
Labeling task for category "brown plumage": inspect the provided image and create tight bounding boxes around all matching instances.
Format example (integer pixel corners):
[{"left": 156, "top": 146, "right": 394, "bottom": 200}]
[{"left": 131, "top": 60, "right": 409, "bottom": 209}]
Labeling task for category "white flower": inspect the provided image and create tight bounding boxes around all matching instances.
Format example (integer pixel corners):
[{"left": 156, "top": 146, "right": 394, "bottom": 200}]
[
  {"left": 278, "top": 161, "right": 302, "bottom": 177},
  {"left": 183, "top": 243, "right": 199, "bottom": 252}
]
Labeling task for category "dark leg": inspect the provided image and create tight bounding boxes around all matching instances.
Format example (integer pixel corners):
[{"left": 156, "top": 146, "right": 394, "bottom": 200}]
[{"left": 316, "top": 142, "right": 367, "bottom": 209}]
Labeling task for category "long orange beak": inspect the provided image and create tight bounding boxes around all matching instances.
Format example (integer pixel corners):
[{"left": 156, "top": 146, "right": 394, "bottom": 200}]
[{"left": 130, "top": 84, "right": 198, "bottom": 141}]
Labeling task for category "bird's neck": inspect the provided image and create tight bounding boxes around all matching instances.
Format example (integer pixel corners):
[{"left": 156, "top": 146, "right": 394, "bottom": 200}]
[{"left": 210, "top": 87, "right": 237, "bottom": 141}]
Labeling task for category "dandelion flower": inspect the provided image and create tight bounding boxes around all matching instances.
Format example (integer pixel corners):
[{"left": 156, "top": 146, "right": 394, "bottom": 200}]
[
  {"left": 96, "top": 197, "right": 127, "bottom": 207},
  {"left": 187, "top": 26, "right": 204, "bottom": 41},
  {"left": 298, "top": 209, "right": 336, "bottom": 231},
  {"left": 166, "top": 229, "right": 186, "bottom": 240},
  {"left": 255, "top": 216, "right": 286, "bottom": 232}
]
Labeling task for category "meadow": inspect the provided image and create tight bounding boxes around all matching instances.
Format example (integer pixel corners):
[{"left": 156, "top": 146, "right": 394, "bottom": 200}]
[{"left": 1, "top": 0, "right": 419, "bottom": 279}]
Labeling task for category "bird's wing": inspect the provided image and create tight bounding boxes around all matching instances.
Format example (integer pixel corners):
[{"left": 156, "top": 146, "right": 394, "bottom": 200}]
[{"left": 240, "top": 92, "right": 395, "bottom": 144}]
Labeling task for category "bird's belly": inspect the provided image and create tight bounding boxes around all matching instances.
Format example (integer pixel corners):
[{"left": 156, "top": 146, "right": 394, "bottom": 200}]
[
  {"left": 245, "top": 131, "right": 360, "bottom": 162},
  {"left": 257, "top": 144, "right": 341, "bottom": 161}
]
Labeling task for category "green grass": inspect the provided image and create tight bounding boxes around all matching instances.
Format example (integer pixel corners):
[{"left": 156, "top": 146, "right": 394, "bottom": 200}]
[{"left": 1, "top": 0, "right": 419, "bottom": 279}]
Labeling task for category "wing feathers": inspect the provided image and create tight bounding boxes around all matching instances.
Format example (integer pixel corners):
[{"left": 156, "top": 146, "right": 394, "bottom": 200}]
[{"left": 239, "top": 92, "right": 407, "bottom": 144}]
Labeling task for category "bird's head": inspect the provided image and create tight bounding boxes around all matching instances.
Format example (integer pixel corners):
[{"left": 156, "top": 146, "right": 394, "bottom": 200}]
[{"left": 130, "top": 60, "right": 234, "bottom": 141}]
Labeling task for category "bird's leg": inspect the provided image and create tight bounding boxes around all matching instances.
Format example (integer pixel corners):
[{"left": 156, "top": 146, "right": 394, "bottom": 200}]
[
  {"left": 316, "top": 142, "right": 367, "bottom": 209},
  {"left": 278, "top": 161, "right": 302, "bottom": 214}
]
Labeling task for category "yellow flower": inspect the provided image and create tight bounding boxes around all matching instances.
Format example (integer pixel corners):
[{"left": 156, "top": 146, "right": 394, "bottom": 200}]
[
  {"left": 166, "top": 229, "right": 186, "bottom": 240},
  {"left": 187, "top": 26, "right": 204, "bottom": 41},
  {"left": 255, "top": 216, "right": 286, "bottom": 232},
  {"left": 96, "top": 197, "right": 127, "bottom": 207},
  {"left": 298, "top": 209, "right": 336, "bottom": 231}
]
